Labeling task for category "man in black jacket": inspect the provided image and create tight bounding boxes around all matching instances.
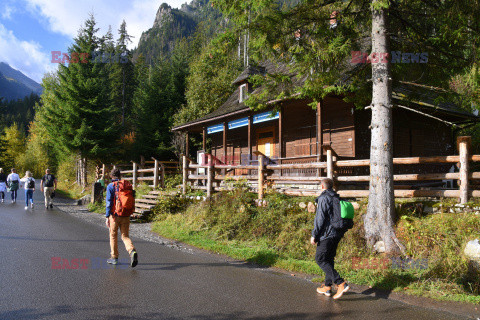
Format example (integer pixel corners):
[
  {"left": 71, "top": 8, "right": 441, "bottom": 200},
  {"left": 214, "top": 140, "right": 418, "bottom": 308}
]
[{"left": 310, "top": 178, "right": 349, "bottom": 299}]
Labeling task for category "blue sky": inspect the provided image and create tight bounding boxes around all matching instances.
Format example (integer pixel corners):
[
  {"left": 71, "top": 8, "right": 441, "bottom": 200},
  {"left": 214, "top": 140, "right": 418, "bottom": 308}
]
[{"left": 0, "top": 0, "right": 187, "bottom": 83}]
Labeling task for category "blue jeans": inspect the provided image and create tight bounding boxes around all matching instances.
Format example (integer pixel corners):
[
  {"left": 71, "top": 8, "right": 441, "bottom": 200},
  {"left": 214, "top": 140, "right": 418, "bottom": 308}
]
[
  {"left": 11, "top": 190, "right": 17, "bottom": 201},
  {"left": 25, "top": 190, "right": 34, "bottom": 207}
]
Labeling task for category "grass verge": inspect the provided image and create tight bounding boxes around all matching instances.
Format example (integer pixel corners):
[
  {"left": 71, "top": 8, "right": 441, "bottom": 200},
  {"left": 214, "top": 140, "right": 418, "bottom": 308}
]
[{"left": 151, "top": 188, "right": 480, "bottom": 305}]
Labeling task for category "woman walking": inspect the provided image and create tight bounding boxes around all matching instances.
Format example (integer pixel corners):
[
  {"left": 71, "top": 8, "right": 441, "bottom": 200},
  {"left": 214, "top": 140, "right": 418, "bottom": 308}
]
[
  {"left": 21, "top": 171, "right": 35, "bottom": 210},
  {"left": 7, "top": 168, "right": 20, "bottom": 203},
  {"left": 0, "top": 168, "right": 7, "bottom": 203}
]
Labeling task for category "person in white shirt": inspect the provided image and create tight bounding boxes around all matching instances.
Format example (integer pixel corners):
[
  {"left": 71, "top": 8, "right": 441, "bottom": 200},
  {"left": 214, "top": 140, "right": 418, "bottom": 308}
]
[
  {"left": 7, "top": 168, "right": 20, "bottom": 203},
  {"left": 20, "top": 171, "right": 35, "bottom": 210}
]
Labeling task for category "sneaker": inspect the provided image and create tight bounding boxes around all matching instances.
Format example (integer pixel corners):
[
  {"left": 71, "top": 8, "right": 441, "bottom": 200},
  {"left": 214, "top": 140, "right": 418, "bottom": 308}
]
[
  {"left": 130, "top": 250, "right": 138, "bottom": 268},
  {"left": 316, "top": 285, "right": 332, "bottom": 297},
  {"left": 31, "top": 203, "right": 34, "bottom": 209},
  {"left": 333, "top": 282, "right": 350, "bottom": 300},
  {"left": 50, "top": 204, "right": 53, "bottom": 209},
  {"left": 1, "top": 199, "right": 4, "bottom": 203},
  {"left": 24, "top": 206, "right": 28, "bottom": 210},
  {"left": 107, "top": 258, "right": 118, "bottom": 265}
]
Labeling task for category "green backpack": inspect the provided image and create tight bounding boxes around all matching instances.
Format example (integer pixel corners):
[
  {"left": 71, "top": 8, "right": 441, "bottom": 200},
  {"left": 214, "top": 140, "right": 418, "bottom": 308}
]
[{"left": 340, "top": 200, "right": 355, "bottom": 219}]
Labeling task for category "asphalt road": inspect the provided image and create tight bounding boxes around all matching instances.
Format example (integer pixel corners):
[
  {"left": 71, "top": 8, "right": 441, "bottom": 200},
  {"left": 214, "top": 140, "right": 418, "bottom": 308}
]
[{"left": 0, "top": 186, "right": 471, "bottom": 320}]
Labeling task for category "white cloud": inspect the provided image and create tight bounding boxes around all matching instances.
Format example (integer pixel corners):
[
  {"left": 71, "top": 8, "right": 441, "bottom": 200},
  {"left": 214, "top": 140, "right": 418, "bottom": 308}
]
[
  {"left": 24, "top": 0, "right": 190, "bottom": 49},
  {"left": 0, "top": 23, "right": 56, "bottom": 82},
  {"left": 1, "top": 5, "right": 15, "bottom": 20}
]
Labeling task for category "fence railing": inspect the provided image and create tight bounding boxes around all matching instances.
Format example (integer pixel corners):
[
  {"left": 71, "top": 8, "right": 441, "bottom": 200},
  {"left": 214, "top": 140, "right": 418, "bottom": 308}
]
[
  {"left": 182, "top": 136, "right": 480, "bottom": 204},
  {"left": 96, "top": 159, "right": 180, "bottom": 189}
]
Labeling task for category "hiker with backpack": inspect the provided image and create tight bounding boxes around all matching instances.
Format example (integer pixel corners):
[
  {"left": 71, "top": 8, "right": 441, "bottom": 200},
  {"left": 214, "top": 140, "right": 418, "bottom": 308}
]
[
  {"left": 7, "top": 168, "right": 20, "bottom": 203},
  {"left": 0, "top": 168, "right": 7, "bottom": 203},
  {"left": 20, "top": 171, "right": 36, "bottom": 210},
  {"left": 310, "top": 178, "right": 353, "bottom": 300},
  {"left": 41, "top": 169, "right": 57, "bottom": 209},
  {"left": 105, "top": 168, "right": 138, "bottom": 267}
]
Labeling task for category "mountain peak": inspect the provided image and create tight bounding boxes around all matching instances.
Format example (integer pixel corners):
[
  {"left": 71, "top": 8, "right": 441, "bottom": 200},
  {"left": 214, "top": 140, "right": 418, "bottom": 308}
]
[
  {"left": 153, "top": 3, "right": 174, "bottom": 28},
  {"left": 0, "top": 62, "right": 42, "bottom": 101}
]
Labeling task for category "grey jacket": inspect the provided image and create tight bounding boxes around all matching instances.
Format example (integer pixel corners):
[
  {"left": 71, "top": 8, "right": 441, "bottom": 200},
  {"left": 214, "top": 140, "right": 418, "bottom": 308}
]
[{"left": 311, "top": 189, "right": 340, "bottom": 243}]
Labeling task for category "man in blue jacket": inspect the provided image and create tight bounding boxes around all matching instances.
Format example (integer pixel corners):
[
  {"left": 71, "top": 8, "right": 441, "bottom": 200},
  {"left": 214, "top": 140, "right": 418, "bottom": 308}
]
[
  {"left": 310, "top": 178, "right": 349, "bottom": 299},
  {"left": 105, "top": 168, "right": 138, "bottom": 267}
]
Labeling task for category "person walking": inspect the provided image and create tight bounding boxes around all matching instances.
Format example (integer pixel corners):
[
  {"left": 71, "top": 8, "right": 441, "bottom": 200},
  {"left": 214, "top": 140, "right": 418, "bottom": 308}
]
[
  {"left": 41, "top": 169, "right": 57, "bottom": 209},
  {"left": 21, "top": 171, "right": 35, "bottom": 210},
  {"left": 310, "top": 178, "right": 350, "bottom": 299},
  {"left": 0, "top": 168, "right": 7, "bottom": 203},
  {"left": 105, "top": 168, "right": 138, "bottom": 267},
  {"left": 7, "top": 168, "right": 20, "bottom": 203}
]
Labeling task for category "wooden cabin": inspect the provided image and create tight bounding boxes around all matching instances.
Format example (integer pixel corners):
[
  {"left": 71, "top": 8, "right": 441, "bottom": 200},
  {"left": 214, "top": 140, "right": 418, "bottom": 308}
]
[{"left": 172, "top": 62, "right": 478, "bottom": 177}]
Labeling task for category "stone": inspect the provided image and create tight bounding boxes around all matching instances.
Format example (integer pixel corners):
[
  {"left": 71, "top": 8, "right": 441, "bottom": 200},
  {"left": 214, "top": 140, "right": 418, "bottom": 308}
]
[
  {"left": 374, "top": 241, "right": 385, "bottom": 253},
  {"left": 76, "top": 194, "right": 92, "bottom": 206},
  {"left": 196, "top": 196, "right": 201, "bottom": 200},
  {"left": 424, "top": 206, "right": 434, "bottom": 214},
  {"left": 299, "top": 202, "right": 307, "bottom": 209},
  {"left": 464, "top": 239, "right": 480, "bottom": 261},
  {"left": 307, "top": 202, "right": 316, "bottom": 213},
  {"left": 351, "top": 202, "right": 360, "bottom": 210}
]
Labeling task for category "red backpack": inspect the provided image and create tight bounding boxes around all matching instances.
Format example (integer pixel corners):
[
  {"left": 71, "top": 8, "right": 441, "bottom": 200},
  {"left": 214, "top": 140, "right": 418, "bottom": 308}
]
[{"left": 113, "top": 180, "right": 135, "bottom": 217}]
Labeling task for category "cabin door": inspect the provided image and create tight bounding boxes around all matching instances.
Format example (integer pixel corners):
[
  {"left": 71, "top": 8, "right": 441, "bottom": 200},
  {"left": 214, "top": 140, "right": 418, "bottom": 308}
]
[{"left": 257, "top": 127, "right": 275, "bottom": 158}]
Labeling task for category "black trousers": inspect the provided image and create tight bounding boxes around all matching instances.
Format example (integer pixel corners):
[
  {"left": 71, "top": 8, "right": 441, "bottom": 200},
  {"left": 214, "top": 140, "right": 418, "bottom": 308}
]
[{"left": 315, "top": 236, "right": 344, "bottom": 286}]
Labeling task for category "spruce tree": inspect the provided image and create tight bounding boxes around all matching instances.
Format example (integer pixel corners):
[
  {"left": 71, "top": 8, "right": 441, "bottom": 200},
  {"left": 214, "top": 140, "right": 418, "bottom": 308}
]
[{"left": 54, "top": 14, "right": 120, "bottom": 187}]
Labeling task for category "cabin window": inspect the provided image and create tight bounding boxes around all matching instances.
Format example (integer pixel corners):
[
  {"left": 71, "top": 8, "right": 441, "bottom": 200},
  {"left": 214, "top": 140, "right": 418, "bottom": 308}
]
[{"left": 239, "top": 84, "right": 248, "bottom": 103}]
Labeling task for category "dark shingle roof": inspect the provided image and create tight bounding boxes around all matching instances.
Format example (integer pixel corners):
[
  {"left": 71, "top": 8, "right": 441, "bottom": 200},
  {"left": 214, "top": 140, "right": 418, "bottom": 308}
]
[{"left": 173, "top": 63, "right": 478, "bottom": 131}]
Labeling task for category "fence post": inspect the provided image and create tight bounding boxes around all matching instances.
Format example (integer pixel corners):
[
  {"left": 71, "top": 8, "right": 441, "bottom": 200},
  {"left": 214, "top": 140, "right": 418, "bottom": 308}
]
[
  {"left": 102, "top": 164, "right": 106, "bottom": 178},
  {"left": 258, "top": 155, "right": 265, "bottom": 200},
  {"left": 326, "top": 149, "right": 333, "bottom": 179},
  {"left": 207, "top": 163, "right": 213, "bottom": 198},
  {"left": 132, "top": 162, "right": 138, "bottom": 190},
  {"left": 458, "top": 136, "right": 471, "bottom": 204},
  {"left": 182, "top": 155, "right": 189, "bottom": 195},
  {"left": 160, "top": 163, "right": 165, "bottom": 189},
  {"left": 153, "top": 159, "right": 159, "bottom": 189}
]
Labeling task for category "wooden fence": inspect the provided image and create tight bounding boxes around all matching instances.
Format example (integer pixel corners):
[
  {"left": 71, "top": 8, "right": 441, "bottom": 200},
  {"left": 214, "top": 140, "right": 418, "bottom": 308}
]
[
  {"left": 182, "top": 136, "right": 480, "bottom": 204},
  {"left": 96, "top": 159, "right": 180, "bottom": 189}
]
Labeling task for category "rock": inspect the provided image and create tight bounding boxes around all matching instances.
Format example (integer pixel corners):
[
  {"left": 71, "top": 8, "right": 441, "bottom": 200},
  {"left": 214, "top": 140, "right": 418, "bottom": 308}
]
[
  {"left": 464, "top": 239, "right": 480, "bottom": 261},
  {"left": 374, "top": 241, "right": 386, "bottom": 253},
  {"left": 352, "top": 202, "right": 360, "bottom": 210},
  {"left": 262, "top": 200, "right": 268, "bottom": 207},
  {"left": 424, "top": 206, "right": 434, "bottom": 214},
  {"left": 76, "top": 195, "right": 91, "bottom": 205},
  {"left": 307, "top": 202, "right": 316, "bottom": 213},
  {"left": 196, "top": 196, "right": 201, "bottom": 200},
  {"left": 299, "top": 202, "right": 307, "bottom": 209}
]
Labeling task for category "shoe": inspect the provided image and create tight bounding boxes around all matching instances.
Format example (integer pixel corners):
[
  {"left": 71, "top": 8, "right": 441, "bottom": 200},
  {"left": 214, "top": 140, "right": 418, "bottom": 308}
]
[
  {"left": 50, "top": 204, "right": 53, "bottom": 209},
  {"left": 333, "top": 282, "right": 350, "bottom": 300},
  {"left": 107, "top": 258, "right": 118, "bottom": 265},
  {"left": 1, "top": 199, "right": 4, "bottom": 203},
  {"left": 316, "top": 285, "right": 332, "bottom": 297},
  {"left": 31, "top": 203, "right": 34, "bottom": 209},
  {"left": 24, "top": 206, "right": 28, "bottom": 210},
  {"left": 130, "top": 250, "right": 138, "bottom": 268}
]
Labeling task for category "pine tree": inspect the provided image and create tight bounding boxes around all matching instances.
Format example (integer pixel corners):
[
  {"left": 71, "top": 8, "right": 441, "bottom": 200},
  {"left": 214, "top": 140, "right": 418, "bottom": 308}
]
[
  {"left": 53, "top": 14, "right": 120, "bottom": 187},
  {"left": 110, "top": 20, "right": 136, "bottom": 132}
]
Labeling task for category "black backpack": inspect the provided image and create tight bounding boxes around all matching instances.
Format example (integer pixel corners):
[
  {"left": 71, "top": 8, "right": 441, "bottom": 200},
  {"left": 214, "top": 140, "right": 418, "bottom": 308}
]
[
  {"left": 330, "top": 196, "right": 354, "bottom": 232},
  {"left": 26, "top": 178, "right": 35, "bottom": 189},
  {"left": 44, "top": 174, "right": 55, "bottom": 187}
]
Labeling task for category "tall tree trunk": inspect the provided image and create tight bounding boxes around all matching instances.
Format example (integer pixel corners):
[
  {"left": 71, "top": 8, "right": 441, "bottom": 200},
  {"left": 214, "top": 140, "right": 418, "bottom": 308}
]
[
  {"left": 81, "top": 157, "right": 88, "bottom": 188},
  {"left": 364, "top": 1, "right": 404, "bottom": 255}
]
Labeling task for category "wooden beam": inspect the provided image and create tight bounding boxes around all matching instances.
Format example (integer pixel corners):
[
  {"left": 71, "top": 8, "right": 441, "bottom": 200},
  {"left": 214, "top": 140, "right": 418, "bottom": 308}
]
[
  {"left": 185, "top": 132, "right": 190, "bottom": 158},
  {"left": 202, "top": 127, "right": 207, "bottom": 151},
  {"left": 248, "top": 115, "right": 252, "bottom": 163},
  {"left": 458, "top": 136, "right": 471, "bottom": 204},
  {"left": 223, "top": 122, "right": 227, "bottom": 164},
  {"left": 316, "top": 101, "right": 323, "bottom": 160},
  {"left": 279, "top": 106, "right": 283, "bottom": 159}
]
